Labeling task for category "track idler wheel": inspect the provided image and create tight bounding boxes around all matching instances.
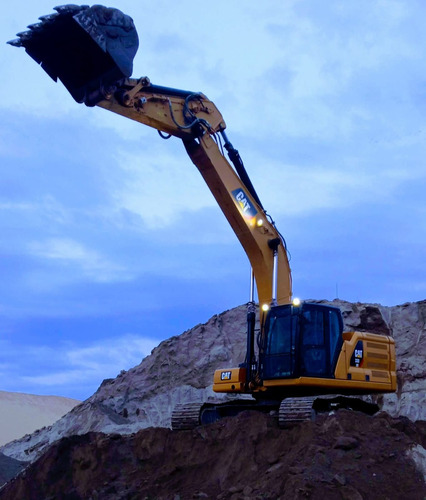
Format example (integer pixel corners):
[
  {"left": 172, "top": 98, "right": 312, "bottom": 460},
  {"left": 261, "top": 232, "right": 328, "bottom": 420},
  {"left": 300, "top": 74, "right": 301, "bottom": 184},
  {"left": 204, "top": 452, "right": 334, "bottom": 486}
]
[
  {"left": 171, "top": 402, "right": 202, "bottom": 431},
  {"left": 279, "top": 397, "right": 316, "bottom": 427}
]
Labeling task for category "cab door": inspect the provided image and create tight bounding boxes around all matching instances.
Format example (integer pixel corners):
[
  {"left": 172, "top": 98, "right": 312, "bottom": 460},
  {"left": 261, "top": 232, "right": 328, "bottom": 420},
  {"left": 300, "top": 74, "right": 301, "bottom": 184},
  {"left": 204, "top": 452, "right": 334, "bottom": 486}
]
[
  {"left": 262, "top": 306, "right": 296, "bottom": 379},
  {"left": 300, "top": 307, "right": 328, "bottom": 376},
  {"left": 299, "top": 305, "right": 343, "bottom": 378}
]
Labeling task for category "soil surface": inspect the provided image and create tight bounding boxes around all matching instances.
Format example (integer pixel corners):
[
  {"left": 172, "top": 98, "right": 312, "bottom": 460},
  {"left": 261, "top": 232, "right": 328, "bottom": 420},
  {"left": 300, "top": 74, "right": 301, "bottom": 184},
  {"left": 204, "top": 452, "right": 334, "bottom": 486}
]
[
  {"left": 0, "top": 454, "right": 25, "bottom": 490},
  {"left": 0, "top": 410, "right": 424, "bottom": 500}
]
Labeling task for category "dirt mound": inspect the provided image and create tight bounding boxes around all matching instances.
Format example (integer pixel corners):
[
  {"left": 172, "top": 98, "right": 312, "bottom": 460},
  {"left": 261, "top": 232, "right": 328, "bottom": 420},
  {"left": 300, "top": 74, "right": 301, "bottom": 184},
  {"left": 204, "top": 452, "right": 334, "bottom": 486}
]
[{"left": 1, "top": 410, "right": 424, "bottom": 500}]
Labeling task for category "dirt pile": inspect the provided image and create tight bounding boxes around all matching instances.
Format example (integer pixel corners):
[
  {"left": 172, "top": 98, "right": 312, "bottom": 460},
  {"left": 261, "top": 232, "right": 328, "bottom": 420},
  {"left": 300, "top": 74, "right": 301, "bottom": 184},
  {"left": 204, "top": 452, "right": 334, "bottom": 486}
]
[{"left": 0, "top": 410, "right": 425, "bottom": 500}]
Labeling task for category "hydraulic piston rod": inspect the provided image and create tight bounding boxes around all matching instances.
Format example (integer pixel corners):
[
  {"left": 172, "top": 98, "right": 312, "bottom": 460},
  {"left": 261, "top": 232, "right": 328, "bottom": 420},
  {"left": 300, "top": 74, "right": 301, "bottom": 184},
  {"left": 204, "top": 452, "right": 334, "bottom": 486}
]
[{"left": 268, "top": 238, "right": 281, "bottom": 307}]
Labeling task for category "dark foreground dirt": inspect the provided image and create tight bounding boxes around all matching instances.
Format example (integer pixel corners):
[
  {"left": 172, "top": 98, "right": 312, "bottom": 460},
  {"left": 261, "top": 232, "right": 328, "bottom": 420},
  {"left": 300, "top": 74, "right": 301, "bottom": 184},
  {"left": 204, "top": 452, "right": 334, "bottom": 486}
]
[
  {"left": 0, "top": 410, "right": 425, "bottom": 500},
  {"left": 0, "top": 454, "right": 25, "bottom": 490}
]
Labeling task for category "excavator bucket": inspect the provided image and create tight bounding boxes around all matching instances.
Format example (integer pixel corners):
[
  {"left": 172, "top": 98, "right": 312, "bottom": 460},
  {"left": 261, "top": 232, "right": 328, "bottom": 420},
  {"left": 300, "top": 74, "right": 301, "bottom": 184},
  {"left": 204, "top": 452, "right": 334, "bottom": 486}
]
[{"left": 8, "top": 4, "right": 139, "bottom": 106}]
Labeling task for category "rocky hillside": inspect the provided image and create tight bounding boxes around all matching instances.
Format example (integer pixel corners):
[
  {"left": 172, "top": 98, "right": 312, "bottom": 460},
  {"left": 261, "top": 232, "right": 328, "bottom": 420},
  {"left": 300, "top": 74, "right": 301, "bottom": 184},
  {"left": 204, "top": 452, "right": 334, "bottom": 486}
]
[{"left": 1, "top": 299, "right": 425, "bottom": 469}]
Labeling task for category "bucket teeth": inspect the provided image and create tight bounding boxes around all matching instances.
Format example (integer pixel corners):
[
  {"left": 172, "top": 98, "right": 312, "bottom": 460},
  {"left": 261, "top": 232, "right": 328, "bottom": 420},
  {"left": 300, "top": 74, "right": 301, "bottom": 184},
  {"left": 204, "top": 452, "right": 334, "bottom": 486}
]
[
  {"left": 7, "top": 39, "right": 23, "bottom": 47},
  {"left": 27, "top": 23, "right": 44, "bottom": 31},
  {"left": 16, "top": 31, "right": 33, "bottom": 40},
  {"left": 38, "top": 14, "right": 59, "bottom": 23},
  {"left": 53, "top": 5, "right": 86, "bottom": 15}
]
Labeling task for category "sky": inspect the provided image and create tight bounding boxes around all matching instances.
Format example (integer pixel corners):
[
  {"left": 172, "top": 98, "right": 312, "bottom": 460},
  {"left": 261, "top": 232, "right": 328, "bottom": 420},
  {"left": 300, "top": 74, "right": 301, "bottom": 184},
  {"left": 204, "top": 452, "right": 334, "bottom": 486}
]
[{"left": 0, "top": 0, "right": 425, "bottom": 401}]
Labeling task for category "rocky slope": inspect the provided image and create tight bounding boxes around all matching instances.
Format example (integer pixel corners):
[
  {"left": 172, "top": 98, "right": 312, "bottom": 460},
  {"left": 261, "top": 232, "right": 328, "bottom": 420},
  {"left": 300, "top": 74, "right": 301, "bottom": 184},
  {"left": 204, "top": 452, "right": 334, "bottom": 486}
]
[{"left": 1, "top": 299, "right": 425, "bottom": 469}]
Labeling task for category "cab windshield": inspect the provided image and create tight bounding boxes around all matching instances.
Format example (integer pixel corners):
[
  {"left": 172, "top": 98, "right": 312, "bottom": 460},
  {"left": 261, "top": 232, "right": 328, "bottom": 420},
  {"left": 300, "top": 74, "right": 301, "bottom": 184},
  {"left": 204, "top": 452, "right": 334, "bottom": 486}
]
[
  {"left": 263, "top": 305, "right": 297, "bottom": 378},
  {"left": 262, "top": 303, "right": 344, "bottom": 380}
]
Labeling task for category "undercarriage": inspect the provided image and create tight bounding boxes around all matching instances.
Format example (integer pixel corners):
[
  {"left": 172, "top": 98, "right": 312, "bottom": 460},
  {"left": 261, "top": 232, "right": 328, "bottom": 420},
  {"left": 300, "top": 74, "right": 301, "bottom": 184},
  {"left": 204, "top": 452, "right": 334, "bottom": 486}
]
[{"left": 171, "top": 395, "right": 379, "bottom": 430}]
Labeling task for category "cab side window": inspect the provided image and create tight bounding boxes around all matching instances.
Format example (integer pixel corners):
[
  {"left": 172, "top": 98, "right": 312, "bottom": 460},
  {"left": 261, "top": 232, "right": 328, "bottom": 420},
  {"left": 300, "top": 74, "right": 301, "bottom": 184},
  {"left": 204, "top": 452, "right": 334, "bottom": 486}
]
[
  {"left": 301, "top": 308, "right": 327, "bottom": 376},
  {"left": 303, "top": 309, "right": 324, "bottom": 346},
  {"left": 329, "top": 310, "right": 341, "bottom": 365}
]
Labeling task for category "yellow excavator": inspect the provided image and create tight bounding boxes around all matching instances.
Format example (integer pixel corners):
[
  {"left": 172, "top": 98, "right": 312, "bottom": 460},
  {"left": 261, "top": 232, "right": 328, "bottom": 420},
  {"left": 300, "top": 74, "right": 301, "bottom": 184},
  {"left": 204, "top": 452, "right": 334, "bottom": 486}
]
[{"left": 9, "top": 5, "right": 396, "bottom": 428}]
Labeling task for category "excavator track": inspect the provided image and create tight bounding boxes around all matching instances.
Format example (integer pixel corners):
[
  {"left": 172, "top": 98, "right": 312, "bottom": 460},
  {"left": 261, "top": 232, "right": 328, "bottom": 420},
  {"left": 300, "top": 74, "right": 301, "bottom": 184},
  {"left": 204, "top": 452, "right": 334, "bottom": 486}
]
[
  {"left": 278, "top": 397, "right": 316, "bottom": 427},
  {"left": 172, "top": 394, "right": 379, "bottom": 430},
  {"left": 171, "top": 402, "right": 202, "bottom": 431},
  {"left": 278, "top": 394, "right": 379, "bottom": 427},
  {"left": 171, "top": 398, "right": 280, "bottom": 430}
]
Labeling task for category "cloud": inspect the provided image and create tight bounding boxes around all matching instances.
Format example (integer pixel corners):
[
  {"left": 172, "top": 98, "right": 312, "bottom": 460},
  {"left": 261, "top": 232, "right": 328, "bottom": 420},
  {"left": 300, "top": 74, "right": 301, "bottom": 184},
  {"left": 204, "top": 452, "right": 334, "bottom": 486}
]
[
  {"left": 66, "top": 335, "right": 158, "bottom": 372},
  {"left": 218, "top": 1, "right": 424, "bottom": 142},
  {"left": 27, "top": 237, "right": 131, "bottom": 284},
  {"left": 112, "top": 143, "right": 216, "bottom": 228},
  {"left": 30, "top": 238, "right": 95, "bottom": 261},
  {"left": 2, "top": 335, "right": 158, "bottom": 399},
  {"left": 0, "top": 202, "right": 35, "bottom": 212}
]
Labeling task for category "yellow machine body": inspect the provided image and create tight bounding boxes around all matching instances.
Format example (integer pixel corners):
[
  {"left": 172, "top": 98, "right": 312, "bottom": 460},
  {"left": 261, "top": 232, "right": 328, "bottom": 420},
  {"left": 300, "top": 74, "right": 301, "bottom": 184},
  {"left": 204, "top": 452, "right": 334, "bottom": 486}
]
[{"left": 214, "top": 330, "right": 396, "bottom": 395}]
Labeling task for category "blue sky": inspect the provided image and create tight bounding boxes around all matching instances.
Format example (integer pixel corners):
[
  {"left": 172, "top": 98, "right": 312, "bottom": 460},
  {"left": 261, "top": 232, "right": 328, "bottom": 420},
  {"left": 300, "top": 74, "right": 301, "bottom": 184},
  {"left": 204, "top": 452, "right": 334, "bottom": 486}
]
[{"left": 1, "top": 0, "right": 425, "bottom": 400}]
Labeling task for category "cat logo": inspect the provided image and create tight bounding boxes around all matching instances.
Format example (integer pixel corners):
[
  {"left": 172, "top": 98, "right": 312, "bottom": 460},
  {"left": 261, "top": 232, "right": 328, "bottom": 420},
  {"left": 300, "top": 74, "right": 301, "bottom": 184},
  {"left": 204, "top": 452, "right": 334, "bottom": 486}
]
[
  {"left": 350, "top": 340, "right": 364, "bottom": 368},
  {"left": 231, "top": 188, "right": 258, "bottom": 220},
  {"left": 221, "top": 371, "right": 232, "bottom": 381}
]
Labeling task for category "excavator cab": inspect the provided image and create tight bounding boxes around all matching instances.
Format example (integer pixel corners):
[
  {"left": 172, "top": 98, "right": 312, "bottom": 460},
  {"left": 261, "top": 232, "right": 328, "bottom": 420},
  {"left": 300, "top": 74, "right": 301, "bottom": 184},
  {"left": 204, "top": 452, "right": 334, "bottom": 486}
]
[
  {"left": 261, "top": 303, "right": 344, "bottom": 381},
  {"left": 8, "top": 5, "right": 138, "bottom": 105}
]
